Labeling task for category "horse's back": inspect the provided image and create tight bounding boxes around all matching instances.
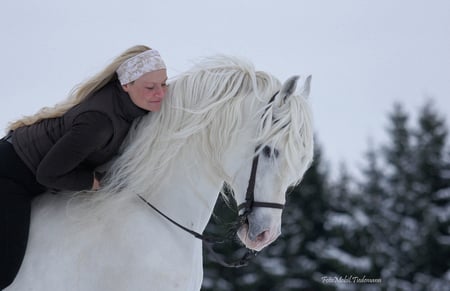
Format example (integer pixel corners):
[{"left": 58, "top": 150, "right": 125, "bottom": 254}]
[{"left": 7, "top": 193, "right": 204, "bottom": 291}]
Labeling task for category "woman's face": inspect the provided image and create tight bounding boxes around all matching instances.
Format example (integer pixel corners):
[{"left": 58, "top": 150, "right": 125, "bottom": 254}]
[{"left": 122, "top": 69, "right": 168, "bottom": 112}]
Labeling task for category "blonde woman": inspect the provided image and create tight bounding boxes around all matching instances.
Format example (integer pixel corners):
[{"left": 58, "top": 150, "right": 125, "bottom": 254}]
[{"left": 0, "top": 45, "right": 168, "bottom": 288}]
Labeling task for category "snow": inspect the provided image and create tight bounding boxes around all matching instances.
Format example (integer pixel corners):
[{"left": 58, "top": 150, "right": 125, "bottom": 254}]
[
  {"left": 435, "top": 187, "right": 450, "bottom": 200},
  {"left": 322, "top": 246, "right": 372, "bottom": 272},
  {"left": 353, "top": 208, "right": 370, "bottom": 226},
  {"left": 259, "top": 257, "right": 287, "bottom": 276},
  {"left": 436, "top": 235, "right": 450, "bottom": 246},
  {"left": 324, "top": 212, "right": 355, "bottom": 231},
  {"left": 432, "top": 204, "right": 450, "bottom": 223},
  {"left": 239, "top": 273, "right": 258, "bottom": 285},
  {"left": 324, "top": 208, "right": 370, "bottom": 232}
]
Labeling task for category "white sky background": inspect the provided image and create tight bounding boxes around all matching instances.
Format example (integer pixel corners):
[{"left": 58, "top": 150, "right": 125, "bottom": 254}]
[{"left": 1, "top": 0, "right": 449, "bottom": 178}]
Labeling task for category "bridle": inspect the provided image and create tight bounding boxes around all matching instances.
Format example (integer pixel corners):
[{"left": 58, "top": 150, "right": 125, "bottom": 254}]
[
  {"left": 137, "top": 146, "right": 286, "bottom": 268},
  {"left": 237, "top": 150, "right": 285, "bottom": 215},
  {"left": 138, "top": 92, "right": 285, "bottom": 268}
]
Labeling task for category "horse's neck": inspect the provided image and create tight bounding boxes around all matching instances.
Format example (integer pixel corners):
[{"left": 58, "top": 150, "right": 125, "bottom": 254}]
[
  {"left": 148, "top": 138, "right": 253, "bottom": 234},
  {"left": 148, "top": 155, "right": 224, "bottom": 233},
  {"left": 139, "top": 95, "right": 260, "bottom": 233}
]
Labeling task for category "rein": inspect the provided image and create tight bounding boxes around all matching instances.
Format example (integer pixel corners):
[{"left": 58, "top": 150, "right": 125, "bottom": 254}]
[{"left": 137, "top": 194, "right": 255, "bottom": 268}]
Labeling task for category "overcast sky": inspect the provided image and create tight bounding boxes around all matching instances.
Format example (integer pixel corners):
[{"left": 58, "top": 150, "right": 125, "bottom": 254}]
[{"left": 1, "top": 0, "right": 449, "bottom": 177}]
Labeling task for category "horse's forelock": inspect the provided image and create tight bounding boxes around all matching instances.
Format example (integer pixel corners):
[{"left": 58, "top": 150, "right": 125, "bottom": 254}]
[{"left": 256, "top": 87, "right": 314, "bottom": 181}]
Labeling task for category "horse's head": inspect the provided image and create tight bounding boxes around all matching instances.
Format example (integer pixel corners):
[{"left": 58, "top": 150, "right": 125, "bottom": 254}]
[{"left": 231, "top": 75, "right": 314, "bottom": 251}]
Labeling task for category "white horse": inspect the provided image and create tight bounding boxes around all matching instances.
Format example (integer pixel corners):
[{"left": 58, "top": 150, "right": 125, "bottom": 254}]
[{"left": 7, "top": 56, "right": 314, "bottom": 291}]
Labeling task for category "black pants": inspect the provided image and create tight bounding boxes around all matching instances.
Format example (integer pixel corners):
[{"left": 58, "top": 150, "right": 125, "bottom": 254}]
[{"left": 0, "top": 139, "right": 46, "bottom": 289}]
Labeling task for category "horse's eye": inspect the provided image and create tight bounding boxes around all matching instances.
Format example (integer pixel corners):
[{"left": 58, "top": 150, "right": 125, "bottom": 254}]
[{"left": 262, "top": 146, "right": 279, "bottom": 159}]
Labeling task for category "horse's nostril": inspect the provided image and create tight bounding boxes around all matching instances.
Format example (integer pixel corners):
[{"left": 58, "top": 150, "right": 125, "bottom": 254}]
[
  {"left": 256, "top": 230, "right": 269, "bottom": 242},
  {"left": 249, "top": 229, "right": 269, "bottom": 242}
]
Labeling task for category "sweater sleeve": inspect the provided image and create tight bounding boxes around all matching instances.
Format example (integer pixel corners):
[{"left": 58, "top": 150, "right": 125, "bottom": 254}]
[{"left": 36, "top": 111, "right": 113, "bottom": 190}]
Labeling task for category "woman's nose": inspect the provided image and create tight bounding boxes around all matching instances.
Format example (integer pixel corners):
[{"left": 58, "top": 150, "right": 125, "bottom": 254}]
[{"left": 154, "top": 86, "right": 166, "bottom": 98}]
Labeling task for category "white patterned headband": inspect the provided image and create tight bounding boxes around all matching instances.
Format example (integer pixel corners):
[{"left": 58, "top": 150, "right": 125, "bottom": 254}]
[{"left": 116, "top": 50, "right": 166, "bottom": 85}]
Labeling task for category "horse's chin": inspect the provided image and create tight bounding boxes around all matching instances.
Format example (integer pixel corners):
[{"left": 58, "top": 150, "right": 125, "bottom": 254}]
[{"left": 237, "top": 222, "right": 281, "bottom": 252}]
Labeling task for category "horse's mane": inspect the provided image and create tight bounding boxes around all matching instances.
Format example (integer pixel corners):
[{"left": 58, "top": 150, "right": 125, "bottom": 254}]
[{"left": 73, "top": 55, "right": 313, "bottom": 217}]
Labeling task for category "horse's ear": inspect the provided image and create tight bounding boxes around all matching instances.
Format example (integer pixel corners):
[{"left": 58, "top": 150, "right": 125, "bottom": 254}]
[
  {"left": 279, "top": 76, "right": 300, "bottom": 104},
  {"left": 301, "top": 75, "right": 312, "bottom": 99},
  {"left": 272, "top": 75, "right": 312, "bottom": 110}
]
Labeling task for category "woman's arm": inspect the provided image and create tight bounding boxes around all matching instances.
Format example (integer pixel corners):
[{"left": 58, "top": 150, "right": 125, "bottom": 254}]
[{"left": 36, "top": 111, "right": 113, "bottom": 191}]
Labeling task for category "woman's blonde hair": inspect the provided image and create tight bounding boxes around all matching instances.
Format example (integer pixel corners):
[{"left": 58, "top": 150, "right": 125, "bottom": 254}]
[{"left": 7, "top": 45, "right": 151, "bottom": 131}]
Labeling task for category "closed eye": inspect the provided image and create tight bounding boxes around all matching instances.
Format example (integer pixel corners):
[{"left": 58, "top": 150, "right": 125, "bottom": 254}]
[
  {"left": 262, "top": 146, "right": 279, "bottom": 159},
  {"left": 146, "top": 82, "right": 168, "bottom": 90}
]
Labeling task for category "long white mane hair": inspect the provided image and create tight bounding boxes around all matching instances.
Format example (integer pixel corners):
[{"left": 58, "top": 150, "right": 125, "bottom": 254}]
[{"left": 75, "top": 56, "right": 313, "bottom": 220}]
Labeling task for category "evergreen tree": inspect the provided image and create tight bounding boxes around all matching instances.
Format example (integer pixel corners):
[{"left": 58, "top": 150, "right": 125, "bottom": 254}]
[
  {"left": 378, "top": 103, "right": 416, "bottom": 286},
  {"left": 320, "top": 163, "right": 373, "bottom": 282},
  {"left": 358, "top": 141, "right": 390, "bottom": 280},
  {"left": 408, "top": 101, "right": 450, "bottom": 289},
  {"left": 382, "top": 103, "right": 415, "bottom": 195},
  {"left": 274, "top": 142, "right": 333, "bottom": 291},
  {"left": 359, "top": 101, "right": 450, "bottom": 290}
]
